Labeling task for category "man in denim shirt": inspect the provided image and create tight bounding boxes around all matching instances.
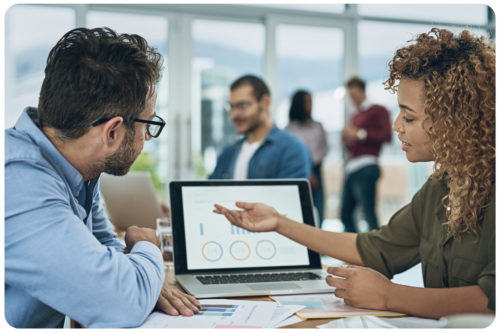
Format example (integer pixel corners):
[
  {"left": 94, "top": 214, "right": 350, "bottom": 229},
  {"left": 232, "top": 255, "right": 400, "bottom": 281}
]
[
  {"left": 5, "top": 27, "right": 199, "bottom": 328},
  {"left": 210, "top": 75, "right": 311, "bottom": 180}
]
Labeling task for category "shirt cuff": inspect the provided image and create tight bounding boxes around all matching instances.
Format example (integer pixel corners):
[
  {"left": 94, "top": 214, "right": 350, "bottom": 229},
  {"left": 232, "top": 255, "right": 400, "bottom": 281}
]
[
  {"left": 478, "top": 274, "right": 495, "bottom": 311},
  {"left": 130, "top": 241, "right": 164, "bottom": 267},
  {"left": 356, "top": 231, "right": 392, "bottom": 278}
]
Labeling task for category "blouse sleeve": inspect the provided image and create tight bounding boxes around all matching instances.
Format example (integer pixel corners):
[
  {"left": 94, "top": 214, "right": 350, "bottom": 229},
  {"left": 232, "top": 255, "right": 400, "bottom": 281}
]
[
  {"left": 356, "top": 181, "right": 431, "bottom": 279},
  {"left": 316, "top": 122, "right": 329, "bottom": 164}
]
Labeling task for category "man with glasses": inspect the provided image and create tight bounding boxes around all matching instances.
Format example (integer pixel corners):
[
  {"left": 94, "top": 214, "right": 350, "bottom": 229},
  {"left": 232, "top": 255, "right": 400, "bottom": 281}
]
[
  {"left": 5, "top": 27, "right": 200, "bottom": 328},
  {"left": 210, "top": 75, "right": 311, "bottom": 180}
]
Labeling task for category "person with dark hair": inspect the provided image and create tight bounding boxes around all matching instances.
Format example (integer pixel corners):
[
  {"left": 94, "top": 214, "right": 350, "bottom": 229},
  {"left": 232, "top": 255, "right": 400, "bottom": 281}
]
[
  {"left": 210, "top": 75, "right": 311, "bottom": 180},
  {"left": 285, "top": 90, "right": 328, "bottom": 223},
  {"left": 340, "top": 76, "right": 392, "bottom": 232},
  {"left": 214, "top": 28, "right": 495, "bottom": 319},
  {"left": 5, "top": 27, "right": 200, "bottom": 328}
]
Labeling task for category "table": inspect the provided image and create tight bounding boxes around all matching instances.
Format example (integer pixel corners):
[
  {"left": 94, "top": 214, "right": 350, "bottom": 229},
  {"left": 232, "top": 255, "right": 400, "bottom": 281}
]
[
  {"left": 71, "top": 263, "right": 336, "bottom": 329},
  {"left": 86, "top": 229, "right": 340, "bottom": 330},
  {"left": 163, "top": 263, "right": 337, "bottom": 329}
]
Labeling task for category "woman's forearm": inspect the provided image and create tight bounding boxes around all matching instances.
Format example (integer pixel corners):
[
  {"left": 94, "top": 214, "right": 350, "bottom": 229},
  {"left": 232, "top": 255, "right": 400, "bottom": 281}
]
[
  {"left": 386, "top": 284, "right": 493, "bottom": 319},
  {"left": 276, "top": 215, "right": 364, "bottom": 266}
]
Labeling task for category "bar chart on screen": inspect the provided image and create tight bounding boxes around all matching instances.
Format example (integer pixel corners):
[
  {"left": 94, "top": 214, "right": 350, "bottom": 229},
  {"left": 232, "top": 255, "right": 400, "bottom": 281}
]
[
  {"left": 231, "top": 225, "right": 259, "bottom": 235},
  {"left": 182, "top": 185, "right": 310, "bottom": 270}
]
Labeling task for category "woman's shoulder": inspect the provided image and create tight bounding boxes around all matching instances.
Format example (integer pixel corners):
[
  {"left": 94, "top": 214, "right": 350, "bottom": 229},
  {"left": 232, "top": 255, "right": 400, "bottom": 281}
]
[{"left": 410, "top": 177, "right": 445, "bottom": 207}]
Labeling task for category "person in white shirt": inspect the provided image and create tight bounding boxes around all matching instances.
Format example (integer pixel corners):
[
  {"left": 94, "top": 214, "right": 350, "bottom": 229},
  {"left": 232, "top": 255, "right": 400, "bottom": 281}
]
[{"left": 210, "top": 75, "right": 312, "bottom": 180}]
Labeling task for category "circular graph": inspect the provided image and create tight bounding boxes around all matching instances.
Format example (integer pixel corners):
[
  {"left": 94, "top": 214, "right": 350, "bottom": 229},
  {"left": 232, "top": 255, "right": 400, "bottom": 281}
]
[
  {"left": 230, "top": 241, "right": 251, "bottom": 261},
  {"left": 256, "top": 240, "right": 276, "bottom": 260},
  {"left": 202, "top": 241, "right": 223, "bottom": 262}
]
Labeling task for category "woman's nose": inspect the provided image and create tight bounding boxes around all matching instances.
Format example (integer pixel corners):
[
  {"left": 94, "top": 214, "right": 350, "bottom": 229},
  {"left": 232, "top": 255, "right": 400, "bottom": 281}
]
[{"left": 392, "top": 114, "right": 403, "bottom": 133}]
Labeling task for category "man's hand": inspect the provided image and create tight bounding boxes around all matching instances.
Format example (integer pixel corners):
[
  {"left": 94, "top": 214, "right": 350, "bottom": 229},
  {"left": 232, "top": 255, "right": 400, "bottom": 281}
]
[
  {"left": 123, "top": 225, "right": 161, "bottom": 254},
  {"left": 325, "top": 265, "right": 394, "bottom": 310},
  {"left": 309, "top": 172, "right": 319, "bottom": 190},
  {"left": 342, "top": 125, "right": 360, "bottom": 144},
  {"left": 156, "top": 282, "right": 201, "bottom": 316}
]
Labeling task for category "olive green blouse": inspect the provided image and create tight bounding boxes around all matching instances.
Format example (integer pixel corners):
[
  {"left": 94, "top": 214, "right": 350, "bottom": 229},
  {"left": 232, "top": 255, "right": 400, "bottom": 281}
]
[{"left": 357, "top": 178, "right": 495, "bottom": 311}]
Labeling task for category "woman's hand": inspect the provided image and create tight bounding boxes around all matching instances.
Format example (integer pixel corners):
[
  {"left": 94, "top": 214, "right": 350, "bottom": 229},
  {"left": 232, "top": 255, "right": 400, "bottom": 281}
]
[
  {"left": 326, "top": 265, "right": 394, "bottom": 311},
  {"left": 213, "top": 202, "right": 281, "bottom": 232},
  {"left": 309, "top": 172, "right": 319, "bottom": 190}
]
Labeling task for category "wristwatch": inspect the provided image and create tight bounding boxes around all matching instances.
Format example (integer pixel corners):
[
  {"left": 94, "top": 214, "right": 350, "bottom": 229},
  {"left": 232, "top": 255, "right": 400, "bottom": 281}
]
[{"left": 357, "top": 129, "right": 367, "bottom": 141}]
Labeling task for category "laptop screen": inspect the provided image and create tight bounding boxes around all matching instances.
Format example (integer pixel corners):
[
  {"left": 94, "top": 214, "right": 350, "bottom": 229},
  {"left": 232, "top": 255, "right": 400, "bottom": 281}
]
[{"left": 181, "top": 185, "right": 310, "bottom": 270}]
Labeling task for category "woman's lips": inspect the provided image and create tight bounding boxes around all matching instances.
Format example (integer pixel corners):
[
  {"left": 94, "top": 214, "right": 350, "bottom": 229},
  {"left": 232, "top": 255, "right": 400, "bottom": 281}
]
[{"left": 400, "top": 140, "right": 412, "bottom": 151}]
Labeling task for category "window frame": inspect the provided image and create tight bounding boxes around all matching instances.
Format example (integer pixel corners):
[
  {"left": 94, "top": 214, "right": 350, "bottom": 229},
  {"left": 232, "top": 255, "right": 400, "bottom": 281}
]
[{"left": 6, "top": 3, "right": 494, "bottom": 183}]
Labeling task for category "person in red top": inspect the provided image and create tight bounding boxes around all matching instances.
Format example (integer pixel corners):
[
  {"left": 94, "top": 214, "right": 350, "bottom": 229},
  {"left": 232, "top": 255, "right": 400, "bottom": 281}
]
[{"left": 341, "top": 77, "right": 392, "bottom": 232}]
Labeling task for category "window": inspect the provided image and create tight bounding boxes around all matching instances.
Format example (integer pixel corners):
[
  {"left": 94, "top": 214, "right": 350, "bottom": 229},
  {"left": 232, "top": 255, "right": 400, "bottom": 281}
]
[
  {"left": 274, "top": 24, "right": 345, "bottom": 224},
  {"left": 5, "top": 5, "right": 75, "bottom": 128},
  {"left": 87, "top": 11, "right": 169, "bottom": 198},
  {"left": 275, "top": 24, "right": 345, "bottom": 145},
  {"left": 192, "top": 19, "right": 265, "bottom": 178},
  {"left": 243, "top": 4, "right": 345, "bottom": 14},
  {"left": 358, "top": 4, "right": 489, "bottom": 25}
]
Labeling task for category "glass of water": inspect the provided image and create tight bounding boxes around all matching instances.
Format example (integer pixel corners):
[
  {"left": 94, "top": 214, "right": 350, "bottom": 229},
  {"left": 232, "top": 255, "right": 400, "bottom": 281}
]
[{"left": 156, "top": 217, "right": 173, "bottom": 260}]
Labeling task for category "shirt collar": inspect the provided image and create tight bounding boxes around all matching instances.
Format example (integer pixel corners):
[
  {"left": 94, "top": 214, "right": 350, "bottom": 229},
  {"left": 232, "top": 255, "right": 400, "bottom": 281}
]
[
  {"left": 16, "top": 107, "right": 85, "bottom": 197},
  {"left": 263, "top": 124, "right": 279, "bottom": 143},
  {"left": 357, "top": 99, "right": 374, "bottom": 112},
  {"left": 241, "top": 124, "right": 280, "bottom": 145}
]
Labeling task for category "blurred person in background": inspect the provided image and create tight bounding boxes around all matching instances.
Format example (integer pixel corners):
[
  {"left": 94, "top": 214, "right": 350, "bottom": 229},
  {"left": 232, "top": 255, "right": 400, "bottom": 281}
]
[
  {"left": 210, "top": 75, "right": 311, "bottom": 180},
  {"left": 5, "top": 27, "right": 200, "bottom": 328},
  {"left": 340, "top": 77, "right": 392, "bottom": 232},
  {"left": 285, "top": 90, "right": 328, "bottom": 224}
]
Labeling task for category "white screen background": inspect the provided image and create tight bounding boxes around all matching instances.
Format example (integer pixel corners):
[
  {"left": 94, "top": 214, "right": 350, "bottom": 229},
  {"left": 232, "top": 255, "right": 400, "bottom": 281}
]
[{"left": 182, "top": 185, "right": 310, "bottom": 270}]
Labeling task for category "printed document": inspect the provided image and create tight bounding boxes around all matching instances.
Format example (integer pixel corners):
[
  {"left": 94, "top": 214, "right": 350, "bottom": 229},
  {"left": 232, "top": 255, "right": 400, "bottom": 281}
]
[
  {"left": 317, "top": 315, "right": 441, "bottom": 329},
  {"left": 272, "top": 293, "right": 405, "bottom": 319},
  {"left": 137, "top": 299, "right": 304, "bottom": 328}
]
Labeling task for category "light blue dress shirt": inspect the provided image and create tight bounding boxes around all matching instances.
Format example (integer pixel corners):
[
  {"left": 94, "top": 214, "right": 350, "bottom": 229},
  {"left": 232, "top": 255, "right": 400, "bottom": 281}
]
[{"left": 4, "top": 108, "right": 165, "bottom": 328}]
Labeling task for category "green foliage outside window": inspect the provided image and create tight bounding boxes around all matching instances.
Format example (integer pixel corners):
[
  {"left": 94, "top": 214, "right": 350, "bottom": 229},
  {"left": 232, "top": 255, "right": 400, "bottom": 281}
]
[{"left": 129, "top": 152, "right": 163, "bottom": 200}]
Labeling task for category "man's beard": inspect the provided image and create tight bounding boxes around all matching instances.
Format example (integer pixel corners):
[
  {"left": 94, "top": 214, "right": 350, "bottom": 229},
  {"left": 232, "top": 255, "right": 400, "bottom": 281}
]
[
  {"left": 88, "top": 129, "right": 142, "bottom": 178},
  {"left": 237, "top": 105, "right": 263, "bottom": 135}
]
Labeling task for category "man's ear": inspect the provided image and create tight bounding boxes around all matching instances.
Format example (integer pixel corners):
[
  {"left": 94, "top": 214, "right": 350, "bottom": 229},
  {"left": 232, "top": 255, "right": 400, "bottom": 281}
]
[
  {"left": 260, "top": 93, "right": 271, "bottom": 111},
  {"left": 102, "top": 116, "right": 124, "bottom": 148}
]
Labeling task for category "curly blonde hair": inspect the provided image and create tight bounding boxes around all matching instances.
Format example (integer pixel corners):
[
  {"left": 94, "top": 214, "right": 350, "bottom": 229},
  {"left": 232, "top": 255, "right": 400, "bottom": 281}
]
[{"left": 385, "top": 28, "right": 495, "bottom": 241}]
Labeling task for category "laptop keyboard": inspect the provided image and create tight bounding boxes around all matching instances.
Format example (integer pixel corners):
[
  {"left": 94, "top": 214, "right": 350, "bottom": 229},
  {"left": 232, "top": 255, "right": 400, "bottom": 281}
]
[{"left": 195, "top": 272, "right": 323, "bottom": 285}]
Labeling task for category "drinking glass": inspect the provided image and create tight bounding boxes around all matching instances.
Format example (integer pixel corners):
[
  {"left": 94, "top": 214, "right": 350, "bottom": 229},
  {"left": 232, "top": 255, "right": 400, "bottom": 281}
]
[{"left": 156, "top": 217, "right": 173, "bottom": 259}]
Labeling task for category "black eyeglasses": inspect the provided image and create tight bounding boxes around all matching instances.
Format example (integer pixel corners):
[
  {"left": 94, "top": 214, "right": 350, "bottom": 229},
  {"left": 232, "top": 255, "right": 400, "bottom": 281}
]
[{"left": 91, "top": 115, "right": 166, "bottom": 138}]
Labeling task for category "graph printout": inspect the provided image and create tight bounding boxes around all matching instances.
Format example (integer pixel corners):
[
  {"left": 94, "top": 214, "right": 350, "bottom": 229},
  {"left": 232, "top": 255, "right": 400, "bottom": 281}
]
[
  {"left": 182, "top": 185, "right": 310, "bottom": 270},
  {"left": 137, "top": 299, "right": 279, "bottom": 328}
]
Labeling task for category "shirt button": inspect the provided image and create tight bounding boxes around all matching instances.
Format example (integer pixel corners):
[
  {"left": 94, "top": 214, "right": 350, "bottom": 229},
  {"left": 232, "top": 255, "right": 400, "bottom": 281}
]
[{"left": 445, "top": 243, "right": 451, "bottom": 248}]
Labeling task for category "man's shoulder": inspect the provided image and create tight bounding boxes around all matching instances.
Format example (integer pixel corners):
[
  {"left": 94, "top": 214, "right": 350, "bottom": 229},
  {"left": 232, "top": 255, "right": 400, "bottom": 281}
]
[
  {"left": 367, "top": 104, "right": 390, "bottom": 114},
  {"left": 5, "top": 129, "right": 47, "bottom": 165}
]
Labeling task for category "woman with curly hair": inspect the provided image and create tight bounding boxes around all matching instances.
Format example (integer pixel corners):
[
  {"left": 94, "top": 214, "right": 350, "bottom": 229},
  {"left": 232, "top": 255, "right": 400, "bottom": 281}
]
[{"left": 214, "top": 28, "right": 495, "bottom": 318}]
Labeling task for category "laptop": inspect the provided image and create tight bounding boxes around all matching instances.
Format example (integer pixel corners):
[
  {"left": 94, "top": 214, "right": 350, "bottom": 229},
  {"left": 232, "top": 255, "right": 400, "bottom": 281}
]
[
  {"left": 99, "top": 172, "right": 164, "bottom": 230},
  {"left": 170, "top": 179, "right": 331, "bottom": 298}
]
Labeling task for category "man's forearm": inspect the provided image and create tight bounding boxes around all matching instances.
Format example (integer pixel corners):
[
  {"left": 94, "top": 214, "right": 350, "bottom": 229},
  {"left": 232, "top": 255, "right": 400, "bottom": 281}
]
[
  {"left": 386, "top": 284, "right": 493, "bottom": 319},
  {"left": 276, "top": 216, "right": 364, "bottom": 266}
]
